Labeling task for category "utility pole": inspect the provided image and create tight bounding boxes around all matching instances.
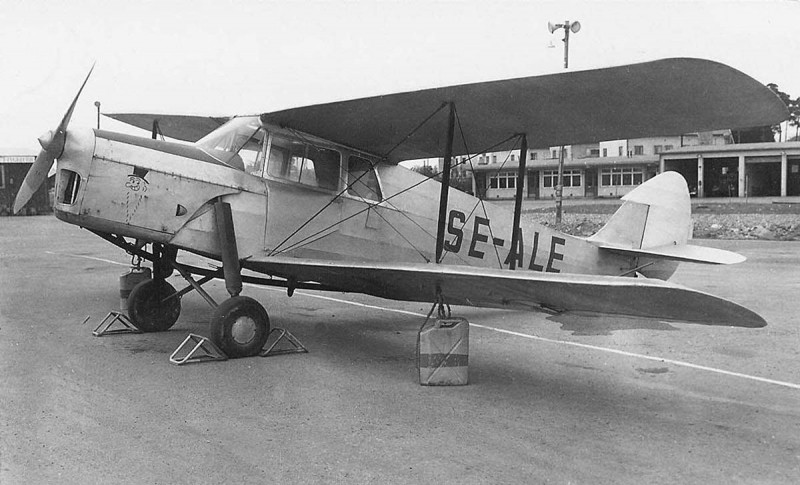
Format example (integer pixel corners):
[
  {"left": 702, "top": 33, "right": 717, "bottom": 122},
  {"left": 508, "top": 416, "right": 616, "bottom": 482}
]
[{"left": 548, "top": 20, "right": 580, "bottom": 223}]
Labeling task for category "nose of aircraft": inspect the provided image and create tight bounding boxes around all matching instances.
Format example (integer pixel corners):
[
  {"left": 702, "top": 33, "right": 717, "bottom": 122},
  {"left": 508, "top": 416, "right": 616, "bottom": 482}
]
[{"left": 13, "top": 65, "right": 94, "bottom": 213}]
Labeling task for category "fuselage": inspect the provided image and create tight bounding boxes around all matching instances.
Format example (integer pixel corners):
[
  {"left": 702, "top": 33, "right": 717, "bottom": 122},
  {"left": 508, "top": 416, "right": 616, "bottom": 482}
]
[{"left": 52, "top": 117, "right": 641, "bottom": 278}]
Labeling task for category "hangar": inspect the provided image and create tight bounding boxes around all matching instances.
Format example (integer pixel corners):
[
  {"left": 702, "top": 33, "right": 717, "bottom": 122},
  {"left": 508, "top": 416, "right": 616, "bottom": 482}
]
[
  {"left": 0, "top": 150, "right": 51, "bottom": 215},
  {"left": 660, "top": 142, "right": 800, "bottom": 198}
]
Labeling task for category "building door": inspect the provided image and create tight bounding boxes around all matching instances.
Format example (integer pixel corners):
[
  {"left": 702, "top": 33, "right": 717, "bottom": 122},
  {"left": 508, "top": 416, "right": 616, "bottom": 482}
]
[
  {"left": 584, "top": 169, "right": 596, "bottom": 197},
  {"left": 788, "top": 159, "right": 800, "bottom": 196},
  {"left": 527, "top": 171, "right": 539, "bottom": 199}
]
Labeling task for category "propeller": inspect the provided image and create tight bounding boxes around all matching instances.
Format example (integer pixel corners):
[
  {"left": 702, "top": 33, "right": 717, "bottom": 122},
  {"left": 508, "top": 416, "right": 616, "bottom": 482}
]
[{"left": 13, "top": 65, "right": 95, "bottom": 214}]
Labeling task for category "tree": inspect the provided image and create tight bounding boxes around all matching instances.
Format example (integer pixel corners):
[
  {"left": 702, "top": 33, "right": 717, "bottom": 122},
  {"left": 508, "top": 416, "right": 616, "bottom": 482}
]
[
  {"left": 766, "top": 83, "right": 800, "bottom": 141},
  {"left": 734, "top": 83, "right": 799, "bottom": 143},
  {"left": 411, "top": 164, "right": 473, "bottom": 194},
  {"left": 411, "top": 164, "right": 439, "bottom": 180}
]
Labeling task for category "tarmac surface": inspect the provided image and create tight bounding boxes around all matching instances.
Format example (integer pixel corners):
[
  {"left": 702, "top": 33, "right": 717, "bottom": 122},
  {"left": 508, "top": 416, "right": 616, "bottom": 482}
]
[{"left": 1, "top": 216, "right": 799, "bottom": 484}]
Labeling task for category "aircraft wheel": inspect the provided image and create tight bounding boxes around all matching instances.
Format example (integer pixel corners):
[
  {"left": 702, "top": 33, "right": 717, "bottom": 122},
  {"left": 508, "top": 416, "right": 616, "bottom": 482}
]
[
  {"left": 127, "top": 279, "right": 181, "bottom": 332},
  {"left": 210, "top": 296, "right": 270, "bottom": 358}
]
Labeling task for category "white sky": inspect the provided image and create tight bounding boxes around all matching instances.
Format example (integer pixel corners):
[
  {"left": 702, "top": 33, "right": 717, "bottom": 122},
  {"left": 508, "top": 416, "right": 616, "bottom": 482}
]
[{"left": 1, "top": 0, "right": 798, "bottom": 152}]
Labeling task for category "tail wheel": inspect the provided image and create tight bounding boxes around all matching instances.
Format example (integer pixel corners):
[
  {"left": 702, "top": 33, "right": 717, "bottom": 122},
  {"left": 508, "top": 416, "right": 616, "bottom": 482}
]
[
  {"left": 210, "top": 296, "right": 270, "bottom": 358},
  {"left": 128, "top": 279, "right": 181, "bottom": 332}
]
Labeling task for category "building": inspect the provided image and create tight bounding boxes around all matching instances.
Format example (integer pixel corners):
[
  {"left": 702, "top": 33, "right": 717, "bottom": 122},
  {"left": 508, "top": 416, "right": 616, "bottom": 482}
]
[
  {"left": 0, "top": 150, "right": 52, "bottom": 215},
  {"left": 469, "top": 130, "right": 740, "bottom": 200}
]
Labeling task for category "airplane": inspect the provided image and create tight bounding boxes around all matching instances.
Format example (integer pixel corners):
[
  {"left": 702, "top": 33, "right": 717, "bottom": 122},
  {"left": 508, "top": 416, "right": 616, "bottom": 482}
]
[{"left": 14, "top": 58, "right": 788, "bottom": 359}]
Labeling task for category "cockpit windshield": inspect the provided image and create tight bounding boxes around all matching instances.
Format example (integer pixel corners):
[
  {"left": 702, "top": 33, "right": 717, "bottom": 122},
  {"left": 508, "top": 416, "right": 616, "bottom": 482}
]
[{"left": 197, "top": 116, "right": 266, "bottom": 174}]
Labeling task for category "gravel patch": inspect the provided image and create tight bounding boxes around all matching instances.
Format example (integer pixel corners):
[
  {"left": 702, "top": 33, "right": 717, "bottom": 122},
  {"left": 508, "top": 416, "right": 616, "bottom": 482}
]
[{"left": 523, "top": 212, "right": 800, "bottom": 241}]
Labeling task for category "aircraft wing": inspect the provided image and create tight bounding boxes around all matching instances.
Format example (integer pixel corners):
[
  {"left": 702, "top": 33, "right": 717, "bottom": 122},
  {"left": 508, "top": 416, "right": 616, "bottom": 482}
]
[
  {"left": 259, "top": 58, "right": 788, "bottom": 162},
  {"left": 103, "top": 113, "right": 230, "bottom": 142},
  {"left": 244, "top": 258, "right": 765, "bottom": 327}
]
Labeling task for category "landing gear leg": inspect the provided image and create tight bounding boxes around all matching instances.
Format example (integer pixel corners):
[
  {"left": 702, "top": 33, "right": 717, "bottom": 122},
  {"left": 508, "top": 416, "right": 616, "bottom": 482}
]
[{"left": 208, "top": 200, "right": 270, "bottom": 358}]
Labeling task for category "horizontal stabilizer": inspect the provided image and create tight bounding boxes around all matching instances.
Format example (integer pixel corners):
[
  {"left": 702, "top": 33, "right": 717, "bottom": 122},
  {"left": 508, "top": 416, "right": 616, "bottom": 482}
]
[
  {"left": 599, "top": 243, "right": 746, "bottom": 265},
  {"left": 247, "top": 258, "right": 765, "bottom": 327}
]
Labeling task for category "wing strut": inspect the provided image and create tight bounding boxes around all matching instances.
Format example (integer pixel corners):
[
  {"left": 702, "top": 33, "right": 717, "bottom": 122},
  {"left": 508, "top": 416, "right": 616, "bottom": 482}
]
[
  {"left": 435, "top": 102, "right": 456, "bottom": 264},
  {"left": 509, "top": 134, "right": 528, "bottom": 270},
  {"left": 214, "top": 199, "right": 242, "bottom": 297}
]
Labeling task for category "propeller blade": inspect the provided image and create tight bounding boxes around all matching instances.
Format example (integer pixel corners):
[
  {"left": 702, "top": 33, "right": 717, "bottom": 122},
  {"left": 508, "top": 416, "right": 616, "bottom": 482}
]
[
  {"left": 48, "top": 63, "right": 96, "bottom": 159},
  {"left": 13, "top": 64, "right": 95, "bottom": 213},
  {"left": 13, "top": 149, "right": 54, "bottom": 213}
]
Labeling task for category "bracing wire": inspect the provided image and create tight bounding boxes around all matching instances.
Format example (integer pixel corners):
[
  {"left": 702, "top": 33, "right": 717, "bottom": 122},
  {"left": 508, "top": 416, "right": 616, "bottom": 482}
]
[
  {"left": 440, "top": 105, "right": 523, "bottom": 269},
  {"left": 270, "top": 103, "right": 525, "bottom": 268},
  {"left": 271, "top": 102, "right": 448, "bottom": 257}
]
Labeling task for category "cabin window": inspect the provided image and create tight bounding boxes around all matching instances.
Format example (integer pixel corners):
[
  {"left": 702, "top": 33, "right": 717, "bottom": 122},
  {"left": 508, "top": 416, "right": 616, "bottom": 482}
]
[
  {"left": 197, "top": 116, "right": 266, "bottom": 174},
  {"left": 267, "top": 135, "right": 341, "bottom": 191},
  {"left": 347, "top": 156, "right": 382, "bottom": 202}
]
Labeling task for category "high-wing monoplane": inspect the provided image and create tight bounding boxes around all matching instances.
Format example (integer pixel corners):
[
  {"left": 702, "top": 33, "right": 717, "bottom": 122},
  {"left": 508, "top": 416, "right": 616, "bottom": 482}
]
[{"left": 14, "top": 58, "right": 787, "bottom": 357}]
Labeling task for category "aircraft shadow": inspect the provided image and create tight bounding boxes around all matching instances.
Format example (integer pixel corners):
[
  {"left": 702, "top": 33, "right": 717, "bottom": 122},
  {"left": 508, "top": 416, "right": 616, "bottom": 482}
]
[{"left": 547, "top": 312, "right": 678, "bottom": 336}]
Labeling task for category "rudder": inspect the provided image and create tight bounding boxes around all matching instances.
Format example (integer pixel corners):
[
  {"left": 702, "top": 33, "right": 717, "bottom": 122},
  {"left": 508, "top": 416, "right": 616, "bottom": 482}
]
[{"left": 589, "top": 172, "right": 692, "bottom": 279}]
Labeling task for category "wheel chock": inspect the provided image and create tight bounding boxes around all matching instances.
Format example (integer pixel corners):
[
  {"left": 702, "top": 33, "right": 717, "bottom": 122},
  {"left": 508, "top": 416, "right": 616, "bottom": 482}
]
[
  {"left": 259, "top": 328, "right": 308, "bottom": 357},
  {"left": 92, "top": 311, "right": 141, "bottom": 337},
  {"left": 169, "top": 334, "right": 228, "bottom": 365}
]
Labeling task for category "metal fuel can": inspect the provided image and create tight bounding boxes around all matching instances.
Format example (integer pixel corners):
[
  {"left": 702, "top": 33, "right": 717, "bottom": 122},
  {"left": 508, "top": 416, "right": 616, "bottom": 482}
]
[{"left": 417, "top": 317, "right": 469, "bottom": 386}]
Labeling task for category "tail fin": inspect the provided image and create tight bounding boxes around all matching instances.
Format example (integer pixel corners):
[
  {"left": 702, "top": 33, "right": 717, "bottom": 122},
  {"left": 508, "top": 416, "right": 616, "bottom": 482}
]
[
  {"left": 590, "top": 172, "right": 744, "bottom": 280},
  {"left": 589, "top": 171, "right": 692, "bottom": 250}
]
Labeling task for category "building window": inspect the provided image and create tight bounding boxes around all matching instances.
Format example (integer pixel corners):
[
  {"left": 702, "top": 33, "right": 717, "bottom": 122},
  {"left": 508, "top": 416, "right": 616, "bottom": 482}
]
[
  {"left": 602, "top": 148, "right": 608, "bottom": 157},
  {"left": 634, "top": 145, "right": 644, "bottom": 155},
  {"left": 0, "top": 165, "right": 5, "bottom": 189},
  {"left": 542, "top": 169, "right": 581, "bottom": 188},
  {"left": 530, "top": 152, "right": 537, "bottom": 160},
  {"left": 488, "top": 171, "right": 517, "bottom": 190},
  {"left": 654, "top": 145, "right": 663, "bottom": 154},
  {"left": 491, "top": 155, "right": 497, "bottom": 164},
  {"left": 618, "top": 146, "right": 623, "bottom": 156},
  {"left": 600, "top": 167, "right": 644, "bottom": 187},
  {"left": 664, "top": 145, "right": 674, "bottom": 151},
  {"left": 510, "top": 154, "right": 515, "bottom": 162}
]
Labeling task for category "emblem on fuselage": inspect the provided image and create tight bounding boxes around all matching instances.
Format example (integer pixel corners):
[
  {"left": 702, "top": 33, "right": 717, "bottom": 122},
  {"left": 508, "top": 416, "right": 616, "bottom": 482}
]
[{"left": 124, "top": 167, "right": 150, "bottom": 223}]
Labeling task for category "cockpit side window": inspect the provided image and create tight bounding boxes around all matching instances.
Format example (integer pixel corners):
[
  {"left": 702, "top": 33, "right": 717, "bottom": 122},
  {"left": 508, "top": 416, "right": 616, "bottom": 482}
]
[
  {"left": 266, "top": 134, "right": 341, "bottom": 191},
  {"left": 347, "top": 156, "right": 382, "bottom": 202},
  {"left": 197, "top": 116, "right": 266, "bottom": 175}
]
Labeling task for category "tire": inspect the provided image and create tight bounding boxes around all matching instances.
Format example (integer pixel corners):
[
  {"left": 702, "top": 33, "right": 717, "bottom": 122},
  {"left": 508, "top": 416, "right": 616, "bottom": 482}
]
[
  {"left": 127, "top": 279, "right": 181, "bottom": 332},
  {"left": 210, "top": 296, "right": 270, "bottom": 358}
]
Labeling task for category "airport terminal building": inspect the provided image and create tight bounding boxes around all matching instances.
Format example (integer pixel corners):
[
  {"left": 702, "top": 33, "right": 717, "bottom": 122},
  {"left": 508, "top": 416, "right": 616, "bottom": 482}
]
[{"left": 466, "top": 132, "right": 800, "bottom": 200}]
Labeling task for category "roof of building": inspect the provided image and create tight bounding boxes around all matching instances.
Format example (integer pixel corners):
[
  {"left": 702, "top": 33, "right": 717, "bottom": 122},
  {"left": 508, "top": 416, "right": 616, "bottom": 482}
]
[
  {"left": 661, "top": 141, "right": 800, "bottom": 157},
  {"left": 0, "top": 151, "right": 37, "bottom": 164},
  {"left": 469, "top": 155, "right": 659, "bottom": 172}
]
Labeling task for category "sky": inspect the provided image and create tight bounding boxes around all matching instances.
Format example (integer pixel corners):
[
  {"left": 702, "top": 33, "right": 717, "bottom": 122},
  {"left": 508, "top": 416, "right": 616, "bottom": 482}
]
[{"left": 2, "top": 0, "right": 799, "bottom": 152}]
